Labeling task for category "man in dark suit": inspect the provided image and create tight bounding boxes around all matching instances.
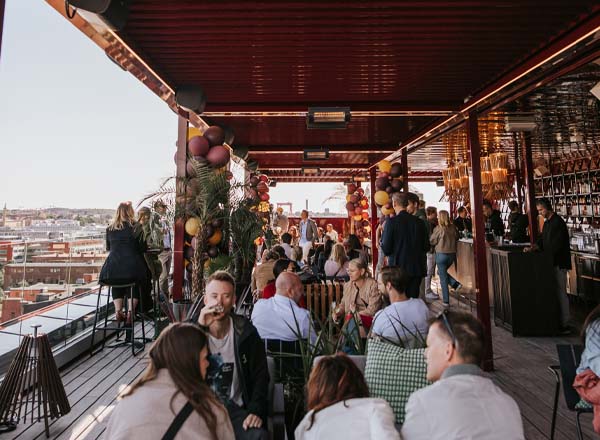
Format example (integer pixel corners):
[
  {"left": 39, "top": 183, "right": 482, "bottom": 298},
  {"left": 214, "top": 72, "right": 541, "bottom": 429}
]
[{"left": 381, "top": 192, "right": 430, "bottom": 298}]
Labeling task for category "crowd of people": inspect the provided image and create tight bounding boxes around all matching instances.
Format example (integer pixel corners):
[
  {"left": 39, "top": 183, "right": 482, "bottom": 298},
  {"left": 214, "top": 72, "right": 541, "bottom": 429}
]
[{"left": 100, "top": 195, "right": 595, "bottom": 439}]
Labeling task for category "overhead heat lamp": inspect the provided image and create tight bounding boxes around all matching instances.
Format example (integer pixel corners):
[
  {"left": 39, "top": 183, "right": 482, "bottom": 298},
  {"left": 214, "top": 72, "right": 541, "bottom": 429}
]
[
  {"left": 66, "top": 0, "right": 131, "bottom": 31},
  {"left": 303, "top": 148, "right": 330, "bottom": 161},
  {"left": 306, "top": 107, "right": 351, "bottom": 129},
  {"left": 302, "top": 167, "right": 321, "bottom": 175}
]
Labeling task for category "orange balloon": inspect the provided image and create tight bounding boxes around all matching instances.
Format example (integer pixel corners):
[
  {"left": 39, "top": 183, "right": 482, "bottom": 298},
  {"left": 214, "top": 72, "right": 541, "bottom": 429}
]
[
  {"left": 207, "top": 229, "right": 223, "bottom": 246},
  {"left": 353, "top": 214, "right": 362, "bottom": 221},
  {"left": 362, "top": 212, "right": 369, "bottom": 220}
]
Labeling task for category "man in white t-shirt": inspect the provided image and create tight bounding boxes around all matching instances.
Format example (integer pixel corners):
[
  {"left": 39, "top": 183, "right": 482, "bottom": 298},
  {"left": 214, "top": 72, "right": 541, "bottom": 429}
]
[
  {"left": 280, "top": 232, "right": 294, "bottom": 260},
  {"left": 372, "top": 266, "right": 431, "bottom": 346},
  {"left": 401, "top": 310, "right": 525, "bottom": 440},
  {"left": 252, "top": 271, "right": 316, "bottom": 343},
  {"left": 197, "top": 271, "right": 269, "bottom": 440}
]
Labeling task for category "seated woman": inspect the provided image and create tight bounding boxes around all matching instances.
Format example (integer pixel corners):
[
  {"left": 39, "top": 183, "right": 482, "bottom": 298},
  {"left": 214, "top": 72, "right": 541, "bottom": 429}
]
[
  {"left": 99, "top": 202, "right": 148, "bottom": 324},
  {"left": 251, "top": 249, "right": 280, "bottom": 296},
  {"left": 317, "top": 239, "right": 334, "bottom": 275},
  {"left": 262, "top": 259, "right": 296, "bottom": 299},
  {"left": 295, "top": 353, "right": 399, "bottom": 439},
  {"left": 106, "top": 322, "right": 234, "bottom": 439},
  {"left": 574, "top": 304, "right": 600, "bottom": 433},
  {"left": 324, "top": 243, "right": 349, "bottom": 279},
  {"left": 346, "top": 234, "right": 368, "bottom": 263}
]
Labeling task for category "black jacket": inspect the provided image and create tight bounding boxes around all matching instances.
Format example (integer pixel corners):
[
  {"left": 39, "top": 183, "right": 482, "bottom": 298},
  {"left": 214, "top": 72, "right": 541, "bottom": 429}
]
[
  {"left": 536, "top": 213, "right": 572, "bottom": 270},
  {"left": 99, "top": 223, "right": 147, "bottom": 284},
  {"left": 232, "top": 314, "right": 269, "bottom": 422},
  {"left": 485, "top": 210, "right": 505, "bottom": 237},
  {"left": 381, "top": 211, "right": 429, "bottom": 277},
  {"left": 454, "top": 216, "right": 472, "bottom": 233},
  {"left": 508, "top": 212, "right": 529, "bottom": 243}
]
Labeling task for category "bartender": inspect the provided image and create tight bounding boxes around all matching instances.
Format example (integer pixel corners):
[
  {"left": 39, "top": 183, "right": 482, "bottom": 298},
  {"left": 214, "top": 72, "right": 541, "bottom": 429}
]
[
  {"left": 454, "top": 206, "right": 472, "bottom": 234},
  {"left": 524, "top": 197, "right": 571, "bottom": 333},
  {"left": 483, "top": 200, "right": 505, "bottom": 240},
  {"left": 507, "top": 200, "right": 529, "bottom": 243}
]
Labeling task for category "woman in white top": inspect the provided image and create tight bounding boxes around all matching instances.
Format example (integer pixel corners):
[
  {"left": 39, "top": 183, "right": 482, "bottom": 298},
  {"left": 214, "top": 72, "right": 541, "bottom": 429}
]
[
  {"left": 106, "top": 323, "right": 234, "bottom": 440},
  {"left": 324, "top": 243, "right": 349, "bottom": 278},
  {"left": 295, "top": 353, "right": 399, "bottom": 440}
]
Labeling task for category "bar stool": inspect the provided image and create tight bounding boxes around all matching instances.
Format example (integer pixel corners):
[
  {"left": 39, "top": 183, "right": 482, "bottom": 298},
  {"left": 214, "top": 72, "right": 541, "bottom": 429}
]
[{"left": 90, "top": 281, "right": 146, "bottom": 356}]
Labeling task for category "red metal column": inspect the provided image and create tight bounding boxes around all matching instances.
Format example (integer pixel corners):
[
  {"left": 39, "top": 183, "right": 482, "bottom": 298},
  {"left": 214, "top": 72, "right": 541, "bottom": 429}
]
[
  {"left": 401, "top": 148, "right": 409, "bottom": 192},
  {"left": 467, "top": 113, "right": 494, "bottom": 371},
  {"left": 369, "top": 167, "right": 378, "bottom": 275},
  {"left": 521, "top": 133, "right": 539, "bottom": 245},
  {"left": 0, "top": 0, "right": 6, "bottom": 62},
  {"left": 171, "top": 113, "right": 189, "bottom": 301}
]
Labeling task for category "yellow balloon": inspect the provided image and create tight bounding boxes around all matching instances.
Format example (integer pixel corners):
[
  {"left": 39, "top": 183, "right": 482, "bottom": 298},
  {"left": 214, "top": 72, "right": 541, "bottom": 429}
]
[
  {"left": 346, "top": 194, "right": 351, "bottom": 202},
  {"left": 187, "top": 127, "right": 203, "bottom": 141},
  {"left": 374, "top": 190, "right": 390, "bottom": 206},
  {"left": 378, "top": 160, "right": 392, "bottom": 173},
  {"left": 353, "top": 214, "right": 363, "bottom": 221},
  {"left": 185, "top": 217, "right": 201, "bottom": 236},
  {"left": 382, "top": 206, "right": 395, "bottom": 215}
]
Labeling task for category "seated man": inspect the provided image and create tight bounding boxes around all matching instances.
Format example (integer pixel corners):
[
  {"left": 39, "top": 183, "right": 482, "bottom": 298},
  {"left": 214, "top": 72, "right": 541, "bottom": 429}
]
[
  {"left": 197, "top": 271, "right": 269, "bottom": 440},
  {"left": 251, "top": 271, "right": 315, "bottom": 343},
  {"left": 371, "top": 266, "right": 431, "bottom": 347},
  {"left": 401, "top": 310, "right": 525, "bottom": 439}
]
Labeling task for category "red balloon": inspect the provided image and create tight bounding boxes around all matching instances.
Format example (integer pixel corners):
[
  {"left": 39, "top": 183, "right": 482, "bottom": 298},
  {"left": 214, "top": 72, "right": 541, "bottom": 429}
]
[
  {"left": 259, "top": 174, "right": 269, "bottom": 182},
  {"left": 206, "top": 145, "right": 230, "bottom": 168},
  {"left": 345, "top": 202, "right": 355, "bottom": 211},
  {"left": 354, "top": 206, "right": 363, "bottom": 215},
  {"left": 357, "top": 188, "right": 365, "bottom": 196},
  {"left": 362, "top": 213, "right": 369, "bottom": 220},
  {"left": 375, "top": 177, "right": 389, "bottom": 190},
  {"left": 379, "top": 172, "right": 389, "bottom": 178},
  {"left": 188, "top": 136, "right": 210, "bottom": 157},
  {"left": 348, "top": 183, "right": 357, "bottom": 194},
  {"left": 363, "top": 203, "right": 369, "bottom": 210},
  {"left": 259, "top": 192, "right": 270, "bottom": 201},
  {"left": 349, "top": 194, "right": 359, "bottom": 204},
  {"left": 204, "top": 126, "right": 225, "bottom": 147},
  {"left": 257, "top": 182, "right": 269, "bottom": 193}
]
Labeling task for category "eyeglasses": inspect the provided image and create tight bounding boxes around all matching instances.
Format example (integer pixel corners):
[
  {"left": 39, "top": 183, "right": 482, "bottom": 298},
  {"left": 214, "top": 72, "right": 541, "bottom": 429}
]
[{"left": 437, "top": 309, "right": 457, "bottom": 346}]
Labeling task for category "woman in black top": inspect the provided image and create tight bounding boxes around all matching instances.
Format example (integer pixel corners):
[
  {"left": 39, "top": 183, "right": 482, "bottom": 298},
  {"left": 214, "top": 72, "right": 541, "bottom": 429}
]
[{"left": 99, "top": 202, "right": 148, "bottom": 322}]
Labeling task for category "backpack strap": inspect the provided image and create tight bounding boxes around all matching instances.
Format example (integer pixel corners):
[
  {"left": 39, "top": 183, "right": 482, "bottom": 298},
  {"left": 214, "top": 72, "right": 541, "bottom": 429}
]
[{"left": 162, "top": 402, "right": 194, "bottom": 440}]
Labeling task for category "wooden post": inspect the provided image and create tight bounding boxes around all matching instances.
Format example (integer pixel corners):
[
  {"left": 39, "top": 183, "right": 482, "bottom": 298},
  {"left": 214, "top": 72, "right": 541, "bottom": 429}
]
[
  {"left": 401, "top": 148, "right": 409, "bottom": 192},
  {"left": 467, "top": 113, "right": 494, "bottom": 372},
  {"left": 171, "top": 113, "right": 188, "bottom": 301},
  {"left": 521, "top": 133, "right": 539, "bottom": 245},
  {"left": 369, "top": 167, "right": 379, "bottom": 275}
]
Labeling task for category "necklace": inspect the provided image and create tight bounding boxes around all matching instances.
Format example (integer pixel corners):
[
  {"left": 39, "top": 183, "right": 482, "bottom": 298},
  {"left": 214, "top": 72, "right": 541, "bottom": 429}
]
[{"left": 210, "top": 329, "right": 230, "bottom": 352}]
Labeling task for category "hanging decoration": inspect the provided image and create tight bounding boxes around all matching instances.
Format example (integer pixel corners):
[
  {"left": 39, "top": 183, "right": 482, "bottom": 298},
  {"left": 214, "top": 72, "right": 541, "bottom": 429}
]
[{"left": 372, "top": 159, "right": 404, "bottom": 223}]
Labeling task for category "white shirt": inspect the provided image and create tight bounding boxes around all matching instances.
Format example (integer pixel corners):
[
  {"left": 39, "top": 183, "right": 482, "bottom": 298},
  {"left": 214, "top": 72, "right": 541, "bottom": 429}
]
[
  {"left": 251, "top": 294, "right": 316, "bottom": 343},
  {"left": 371, "top": 298, "right": 431, "bottom": 345},
  {"left": 281, "top": 243, "right": 294, "bottom": 259},
  {"left": 326, "top": 229, "right": 338, "bottom": 242},
  {"left": 401, "top": 366, "right": 525, "bottom": 440},
  {"left": 299, "top": 220, "right": 309, "bottom": 245},
  {"left": 206, "top": 318, "right": 243, "bottom": 406},
  {"left": 295, "top": 398, "right": 399, "bottom": 440}
]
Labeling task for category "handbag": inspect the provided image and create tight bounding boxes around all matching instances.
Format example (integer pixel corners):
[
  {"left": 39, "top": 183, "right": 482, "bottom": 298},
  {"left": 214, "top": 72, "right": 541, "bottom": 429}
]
[{"left": 162, "top": 402, "right": 194, "bottom": 440}]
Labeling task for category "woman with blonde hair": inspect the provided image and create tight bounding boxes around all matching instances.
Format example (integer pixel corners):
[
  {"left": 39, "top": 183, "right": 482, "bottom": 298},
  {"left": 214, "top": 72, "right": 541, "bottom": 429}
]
[
  {"left": 430, "top": 209, "right": 461, "bottom": 306},
  {"left": 99, "top": 202, "right": 148, "bottom": 323},
  {"left": 324, "top": 243, "right": 349, "bottom": 278},
  {"left": 106, "top": 323, "right": 234, "bottom": 439},
  {"left": 333, "top": 259, "right": 382, "bottom": 336}
]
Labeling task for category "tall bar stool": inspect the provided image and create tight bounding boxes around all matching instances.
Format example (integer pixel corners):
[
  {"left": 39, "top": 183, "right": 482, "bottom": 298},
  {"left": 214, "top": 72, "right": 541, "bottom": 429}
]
[{"left": 90, "top": 281, "right": 146, "bottom": 356}]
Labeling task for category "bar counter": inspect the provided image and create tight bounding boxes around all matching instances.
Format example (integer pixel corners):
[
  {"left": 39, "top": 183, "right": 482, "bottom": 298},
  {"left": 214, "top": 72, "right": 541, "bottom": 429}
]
[{"left": 449, "top": 239, "right": 560, "bottom": 336}]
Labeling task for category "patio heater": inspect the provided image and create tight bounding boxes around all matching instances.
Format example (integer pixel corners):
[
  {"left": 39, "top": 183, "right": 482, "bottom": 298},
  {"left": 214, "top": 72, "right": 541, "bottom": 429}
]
[{"left": 0, "top": 325, "right": 70, "bottom": 437}]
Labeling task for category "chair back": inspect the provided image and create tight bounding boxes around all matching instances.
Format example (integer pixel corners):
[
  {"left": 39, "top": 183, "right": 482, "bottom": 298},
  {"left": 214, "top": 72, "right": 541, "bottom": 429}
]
[
  {"left": 304, "top": 281, "right": 343, "bottom": 322},
  {"left": 556, "top": 344, "right": 585, "bottom": 410},
  {"left": 264, "top": 339, "right": 304, "bottom": 382}
]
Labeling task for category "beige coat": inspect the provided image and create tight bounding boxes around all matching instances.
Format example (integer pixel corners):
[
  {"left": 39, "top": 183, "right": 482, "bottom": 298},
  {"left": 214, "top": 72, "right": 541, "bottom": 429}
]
[
  {"left": 340, "top": 277, "right": 382, "bottom": 317},
  {"left": 430, "top": 224, "right": 459, "bottom": 254},
  {"left": 251, "top": 259, "right": 277, "bottom": 292},
  {"left": 105, "top": 369, "right": 234, "bottom": 440}
]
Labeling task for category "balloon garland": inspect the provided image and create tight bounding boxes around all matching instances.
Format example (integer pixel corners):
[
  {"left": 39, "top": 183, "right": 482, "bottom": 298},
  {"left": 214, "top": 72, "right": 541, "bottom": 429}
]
[
  {"left": 374, "top": 159, "right": 405, "bottom": 220},
  {"left": 346, "top": 183, "right": 371, "bottom": 236}
]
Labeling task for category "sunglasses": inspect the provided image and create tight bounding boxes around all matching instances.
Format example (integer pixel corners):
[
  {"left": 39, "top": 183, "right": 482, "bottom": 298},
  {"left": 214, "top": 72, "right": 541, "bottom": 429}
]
[{"left": 437, "top": 309, "right": 457, "bottom": 346}]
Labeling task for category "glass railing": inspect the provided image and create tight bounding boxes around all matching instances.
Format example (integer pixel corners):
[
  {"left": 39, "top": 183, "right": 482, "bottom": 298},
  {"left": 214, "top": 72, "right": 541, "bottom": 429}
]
[{"left": 0, "top": 241, "right": 108, "bottom": 374}]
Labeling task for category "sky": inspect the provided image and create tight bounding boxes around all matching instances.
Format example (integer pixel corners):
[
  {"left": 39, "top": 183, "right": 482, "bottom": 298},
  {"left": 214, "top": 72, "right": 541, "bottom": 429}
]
[{"left": 0, "top": 0, "right": 447, "bottom": 213}]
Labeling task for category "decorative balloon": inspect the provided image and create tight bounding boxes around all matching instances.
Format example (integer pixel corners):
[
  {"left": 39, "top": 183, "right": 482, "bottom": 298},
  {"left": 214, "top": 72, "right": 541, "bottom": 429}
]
[{"left": 188, "top": 136, "right": 210, "bottom": 157}]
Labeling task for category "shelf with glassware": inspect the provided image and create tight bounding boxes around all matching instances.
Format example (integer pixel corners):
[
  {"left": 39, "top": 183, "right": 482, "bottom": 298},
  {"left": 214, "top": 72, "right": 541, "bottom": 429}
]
[{"left": 534, "top": 168, "right": 600, "bottom": 223}]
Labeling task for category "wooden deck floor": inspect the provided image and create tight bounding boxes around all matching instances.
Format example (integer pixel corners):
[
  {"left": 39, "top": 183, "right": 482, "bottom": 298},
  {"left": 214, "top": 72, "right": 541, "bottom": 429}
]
[{"left": 7, "top": 302, "right": 597, "bottom": 440}]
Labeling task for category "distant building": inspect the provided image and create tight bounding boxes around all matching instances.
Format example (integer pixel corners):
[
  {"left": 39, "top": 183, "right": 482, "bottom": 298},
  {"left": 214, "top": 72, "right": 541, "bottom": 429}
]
[{"left": 3, "top": 262, "right": 102, "bottom": 290}]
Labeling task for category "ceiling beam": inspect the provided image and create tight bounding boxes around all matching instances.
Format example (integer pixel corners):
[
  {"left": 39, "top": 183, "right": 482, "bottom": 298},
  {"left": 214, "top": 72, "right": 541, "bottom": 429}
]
[
  {"left": 202, "top": 102, "right": 455, "bottom": 114},
  {"left": 246, "top": 145, "right": 398, "bottom": 153},
  {"left": 259, "top": 164, "right": 370, "bottom": 170}
]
